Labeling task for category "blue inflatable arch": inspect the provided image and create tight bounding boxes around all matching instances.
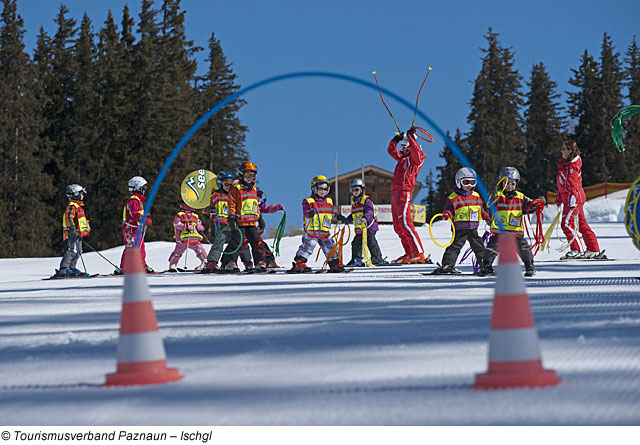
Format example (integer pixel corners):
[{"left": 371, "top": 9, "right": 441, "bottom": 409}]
[{"left": 135, "top": 71, "right": 500, "bottom": 245}]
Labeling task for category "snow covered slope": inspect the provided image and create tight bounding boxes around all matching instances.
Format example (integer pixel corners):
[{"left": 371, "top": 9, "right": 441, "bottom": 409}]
[{"left": 0, "top": 192, "right": 638, "bottom": 425}]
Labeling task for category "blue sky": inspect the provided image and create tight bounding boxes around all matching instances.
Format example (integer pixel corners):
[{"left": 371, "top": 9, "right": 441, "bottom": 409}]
[{"left": 17, "top": 0, "right": 640, "bottom": 226}]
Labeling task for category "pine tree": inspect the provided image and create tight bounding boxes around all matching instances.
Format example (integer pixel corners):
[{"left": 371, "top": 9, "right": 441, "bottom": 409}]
[
  {"left": 420, "top": 168, "right": 438, "bottom": 220},
  {"left": 568, "top": 34, "right": 625, "bottom": 184},
  {"left": 0, "top": 0, "right": 54, "bottom": 256},
  {"left": 191, "top": 31, "right": 248, "bottom": 175},
  {"left": 466, "top": 28, "right": 525, "bottom": 185},
  {"left": 522, "top": 62, "right": 565, "bottom": 199},
  {"left": 433, "top": 129, "right": 464, "bottom": 211},
  {"left": 39, "top": 5, "right": 78, "bottom": 252},
  {"left": 91, "top": 10, "right": 132, "bottom": 249},
  {"left": 623, "top": 36, "right": 640, "bottom": 176},
  {"left": 68, "top": 13, "right": 99, "bottom": 182}
]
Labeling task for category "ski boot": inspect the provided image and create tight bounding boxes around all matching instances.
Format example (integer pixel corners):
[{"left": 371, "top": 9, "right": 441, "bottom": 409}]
[
  {"left": 55, "top": 268, "right": 73, "bottom": 278},
  {"left": 256, "top": 261, "right": 267, "bottom": 273},
  {"left": 290, "top": 256, "right": 312, "bottom": 273},
  {"left": 328, "top": 259, "right": 346, "bottom": 273},
  {"left": 194, "top": 261, "right": 206, "bottom": 271},
  {"left": 401, "top": 253, "right": 425, "bottom": 264},
  {"left": 583, "top": 250, "right": 608, "bottom": 260},
  {"left": 266, "top": 259, "right": 281, "bottom": 270},
  {"left": 243, "top": 261, "right": 255, "bottom": 273},
  {"left": 560, "top": 250, "right": 583, "bottom": 260},
  {"left": 345, "top": 258, "right": 364, "bottom": 267},
  {"left": 373, "top": 258, "right": 389, "bottom": 266},
  {"left": 476, "top": 261, "right": 495, "bottom": 277},
  {"left": 70, "top": 267, "right": 89, "bottom": 277},
  {"left": 201, "top": 260, "right": 219, "bottom": 274},
  {"left": 144, "top": 264, "right": 155, "bottom": 274},
  {"left": 524, "top": 261, "right": 535, "bottom": 277},
  {"left": 392, "top": 253, "right": 408, "bottom": 264},
  {"left": 168, "top": 263, "right": 179, "bottom": 272},
  {"left": 221, "top": 261, "right": 240, "bottom": 273},
  {"left": 431, "top": 263, "right": 461, "bottom": 275}
]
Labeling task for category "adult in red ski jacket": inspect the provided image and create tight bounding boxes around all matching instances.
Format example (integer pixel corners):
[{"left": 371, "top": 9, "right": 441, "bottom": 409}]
[
  {"left": 387, "top": 127, "right": 427, "bottom": 263},
  {"left": 556, "top": 140, "right": 601, "bottom": 259}
]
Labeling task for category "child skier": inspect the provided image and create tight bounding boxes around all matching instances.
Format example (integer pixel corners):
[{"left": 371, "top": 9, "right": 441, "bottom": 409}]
[
  {"left": 343, "top": 178, "right": 384, "bottom": 266},
  {"left": 56, "top": 184, "right": 91, "bottom": 277},
  {"left": 220, "top": 161, "right": 266, "bottom": 273},
  {"left": 432, "top": 168, "right": 488, "bottom": 275},
  {"left": 167, "top": 202, "right": 208, "bottom": 271},
  {"left": 290, "top": 175, "right": 345, "bottom": 273},
  {"left": 478, "top": 167, "right": 543, "bottom": 277},
  {"left": 119, "top": 176, "right": 153, "bottom": 274}
]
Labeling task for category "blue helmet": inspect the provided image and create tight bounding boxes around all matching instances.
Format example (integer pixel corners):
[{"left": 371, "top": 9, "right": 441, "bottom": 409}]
[{"left": 216, "top": 171, "right": 234, "bottom": 189}]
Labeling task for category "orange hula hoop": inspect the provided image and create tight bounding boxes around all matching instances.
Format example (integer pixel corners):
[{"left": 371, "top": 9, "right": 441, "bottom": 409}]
[{"left": 413, "top": 126, "right": 434, "bottom": 143}]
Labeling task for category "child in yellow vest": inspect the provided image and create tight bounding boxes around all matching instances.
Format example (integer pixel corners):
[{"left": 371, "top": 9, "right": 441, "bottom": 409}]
[
  {"left": 57, "top": 184, "right": 91, "bottom": 277},
  {"left": 291, "top": 175, "right": 345, "bottom": 273},
  {"left": 432, "top": 168, "right": 488, "bottom": 274},
  {"left": 168, "top": 202, "right": 208, "bottom": 271},
  {"left": 478, "top": 167, "right": 543, "bottom": 277}
]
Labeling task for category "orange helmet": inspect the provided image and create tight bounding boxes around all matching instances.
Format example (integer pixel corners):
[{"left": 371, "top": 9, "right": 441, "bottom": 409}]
[{"left": 242, "top": 161, "right": 258, "bottom": 174}]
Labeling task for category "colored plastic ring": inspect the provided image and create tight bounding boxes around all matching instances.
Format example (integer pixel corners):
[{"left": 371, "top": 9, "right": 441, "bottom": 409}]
[{"left": 429, "top": 213, "right": 455, "bottom": 248}]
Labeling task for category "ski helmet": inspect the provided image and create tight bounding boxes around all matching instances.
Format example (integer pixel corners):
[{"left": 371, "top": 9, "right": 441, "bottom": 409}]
[
  {"left": 454, "top": 167, "right": 477, "bottom": 189},
  {"left": 216, "top": 170, "right": 234, "bottom": 189},
  {"left": 128, "top": 176, "right": 147, "bottom": 193},
  {"left": 66, "top": 184, "right": 86, "bottom": 199},
  {"left": 242, "top": 161, "right": 258, "bottom": 174},
  {"left": 349, "top": 178, "right": 365, "bottom": 189},
  {"left": 311, "top": 175, "right": 330, "bottom": 194},
  {"left": 499, "top": 167, "right": 520, "bottom": 186}
]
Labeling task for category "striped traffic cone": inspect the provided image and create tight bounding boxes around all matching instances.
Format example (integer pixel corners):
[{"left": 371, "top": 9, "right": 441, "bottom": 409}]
[
  {"left": 473, "top": 234, "right": 560, "bottom": 389},
  {"left": 104, "top": 247, "right": 182, "bottom": 386}
]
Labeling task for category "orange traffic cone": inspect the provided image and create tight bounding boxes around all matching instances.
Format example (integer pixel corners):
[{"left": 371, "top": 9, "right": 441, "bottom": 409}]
[
  {"left": 104, "top": 247, "right": 182, "bottom": 386},
  {"left": 473, "top": 234, "right": 560, "bottom": 389}
]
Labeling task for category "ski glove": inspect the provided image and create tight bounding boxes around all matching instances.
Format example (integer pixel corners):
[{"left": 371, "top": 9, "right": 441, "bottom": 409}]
[
  {"left": 442, "top": 211, "right": 452, "bottom": 221},
  {"left": 274, "top": 204, "right": 285, "bottom": 211},
  {"left": 258, "top": 217, "right": 266, "bottom": 230},
  {"left": 336, "top": 214, "right": 349, "bottom": 224},
  {"left": 144, "top": 215, "right": 152, "bottom": 226},
  {"left": 228, "top": 215, "right": 237, "bottom": 231},
  {"left": 392, "top": 132, "right": 405, "bottom": 143},
  {"left": 197, "top": 223, "right": 205, "bottom": 232}
]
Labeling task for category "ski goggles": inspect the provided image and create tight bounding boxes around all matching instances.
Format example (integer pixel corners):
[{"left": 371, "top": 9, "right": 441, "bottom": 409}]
[
  {"left": 315, "top": 186, "right": 330, "bottom": 192},
  {"left": 461, "top": 179, "right": 477, "bottom": 186}
]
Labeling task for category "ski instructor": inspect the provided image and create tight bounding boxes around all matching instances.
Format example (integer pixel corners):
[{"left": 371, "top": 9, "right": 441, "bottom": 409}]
[{"left": 387, "top": 127, "right": 427, "bottom": 263}]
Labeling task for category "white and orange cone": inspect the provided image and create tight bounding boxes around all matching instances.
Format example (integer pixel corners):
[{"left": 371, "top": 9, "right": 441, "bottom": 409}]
[
  {"left": 104, "top": 247, "right": 182, "bottom": 386},
  {"left": 473, "top": 234, "right": 560, "bottom": 389}
]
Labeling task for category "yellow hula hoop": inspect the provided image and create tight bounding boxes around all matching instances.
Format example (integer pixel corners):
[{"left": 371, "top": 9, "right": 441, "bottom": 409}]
[
  {"left": 489, "top": 176, "right": 509, "bottom": 207},
  {"left": 429, "top": 213, "right": 455, "bottom": 248}
]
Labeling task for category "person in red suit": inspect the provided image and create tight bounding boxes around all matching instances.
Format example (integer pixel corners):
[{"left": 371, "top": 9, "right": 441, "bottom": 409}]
[
  {"left": 556, "top": 140, "right": 604, "bottom": 259},
  {"left": 387, "top": 127, "right": 427, "bottom": 263}
]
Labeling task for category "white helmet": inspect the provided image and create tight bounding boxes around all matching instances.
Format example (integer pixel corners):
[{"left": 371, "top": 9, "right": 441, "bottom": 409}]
[
  {"left": 499, "top": 166, "right": 520, "bottom": 185},
  {"left": 66, "top": 184, "right": 86, "bottom": 198},
  {"left": 128, "top": 176, "right": 147, "bottom": 192},
  {"left": 455, "top": 167, "right": 477, "bottom": 189},
  {"left": 349, "top": 178, "right": 365, "bottom": 189}
]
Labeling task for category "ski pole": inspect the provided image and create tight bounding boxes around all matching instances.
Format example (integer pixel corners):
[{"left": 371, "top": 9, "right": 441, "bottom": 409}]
[
  {"left": 372, "top": 71, "right": 401, "bottom": 133},
  {"left": 79, "top": 251, "right": 88, "bottom": 274},
  {"left": 411, "top": 66, "right": 432, "bottom": 127},
  {"left": 83, "top": 240, "right": 122, "bottom": 273}
]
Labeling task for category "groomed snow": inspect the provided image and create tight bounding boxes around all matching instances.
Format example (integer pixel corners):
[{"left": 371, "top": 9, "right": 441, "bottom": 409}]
[{"left": 0, "top": 191, "right": 639, "bottom": 425}]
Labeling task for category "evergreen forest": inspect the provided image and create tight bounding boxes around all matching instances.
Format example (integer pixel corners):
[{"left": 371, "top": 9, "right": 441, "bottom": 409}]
[
  {"left": 0, "top": 1, "right": 637, "bottom": 257},
  {"left": 422, "top": 29, "right": 640, "bottom": 220}
]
